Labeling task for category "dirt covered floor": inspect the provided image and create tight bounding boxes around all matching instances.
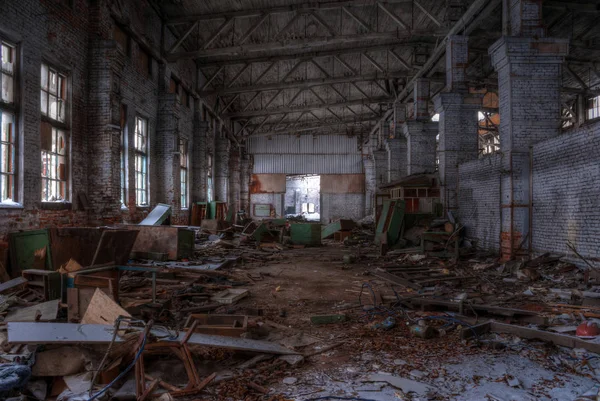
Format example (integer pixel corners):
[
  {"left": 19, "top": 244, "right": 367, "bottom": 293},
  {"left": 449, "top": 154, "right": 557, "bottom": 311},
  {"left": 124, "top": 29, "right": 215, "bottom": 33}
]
[{"left": 185, "top": 244, "right": 600, "bottom": 401}]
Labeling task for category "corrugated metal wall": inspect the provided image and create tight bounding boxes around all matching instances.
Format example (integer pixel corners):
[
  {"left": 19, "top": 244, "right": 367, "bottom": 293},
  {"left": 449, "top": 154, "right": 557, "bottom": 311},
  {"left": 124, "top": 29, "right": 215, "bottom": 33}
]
[
  {"left": 247, "top": 135, "right": 358, "bottom": 154},
  {"left": 247, "top": 135, "right": 363, "bottom": 174}
]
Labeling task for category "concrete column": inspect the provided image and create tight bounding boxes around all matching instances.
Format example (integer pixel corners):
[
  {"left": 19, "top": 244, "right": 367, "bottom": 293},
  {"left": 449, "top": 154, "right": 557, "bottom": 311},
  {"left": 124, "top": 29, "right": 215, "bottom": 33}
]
[
  {"left": 214, "top": 129, "right": 230, "bottom": 202},
  {"left": 489, "top": 35, "right": 568, "bottom": 259},
  {"left": 191, "top": 119, "right": 209, "bottom": 202},
  {"left": 435, "top": 35, "right": 482, "bottom": 213},
  {"left": 508, "top": 0, "right": 544, "bottom": 37},
  {"left": 373, "top": 149, "right": 388, "bottom": 190}
]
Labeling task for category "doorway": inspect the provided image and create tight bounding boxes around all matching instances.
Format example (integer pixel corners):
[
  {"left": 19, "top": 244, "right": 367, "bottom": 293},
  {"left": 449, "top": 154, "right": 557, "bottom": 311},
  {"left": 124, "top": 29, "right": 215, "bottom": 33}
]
[{"left": 285, "top": 175, "right": 320, "bottom": 221}]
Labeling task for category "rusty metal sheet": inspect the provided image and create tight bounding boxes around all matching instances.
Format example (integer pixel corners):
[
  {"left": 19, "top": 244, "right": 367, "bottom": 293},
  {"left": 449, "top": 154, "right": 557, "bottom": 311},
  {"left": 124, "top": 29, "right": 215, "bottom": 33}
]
[
  {"left": 321, "top": 174, "right": 365, "bottom": 194},
  {"left": 250, "top": 174, "right": 286, "bottom": 194}
]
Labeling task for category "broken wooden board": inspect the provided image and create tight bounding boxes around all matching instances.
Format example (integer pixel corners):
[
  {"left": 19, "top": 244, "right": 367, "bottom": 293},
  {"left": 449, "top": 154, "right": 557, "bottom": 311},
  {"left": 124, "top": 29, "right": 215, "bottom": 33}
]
[
  {"left": 90, "top": 229, "right": 139, "bottom": 266},
  {"left": 0, "top": 277, "right": 27, "bottom": 294},
  {"left": 5, "top": 299, "right": 60, "bottom": 322},
  {"left": 81, "top": 288, "right": 131, "bottom": 325},
  {"left": 8, "top": 323, "right": 297, "bottom": 354},
  {"left": 461, "top": 321, "right": 600, "bottom": 354}
]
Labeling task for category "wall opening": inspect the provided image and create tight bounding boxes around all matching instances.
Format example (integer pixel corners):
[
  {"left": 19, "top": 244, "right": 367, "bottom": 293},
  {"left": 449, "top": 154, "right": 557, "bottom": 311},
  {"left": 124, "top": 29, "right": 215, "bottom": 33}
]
[{"left": 285, "top": 175, "right": 320, "bottom": 221}]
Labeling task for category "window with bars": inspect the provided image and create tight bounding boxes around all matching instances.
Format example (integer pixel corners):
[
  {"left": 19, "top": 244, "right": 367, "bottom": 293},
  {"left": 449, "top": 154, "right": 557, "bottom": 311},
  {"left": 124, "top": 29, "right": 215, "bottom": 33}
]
[
  {"left": 134, "top": 116, "right": 148, "bottom": 206},
  {"left": 40, "top": 62, "right": 69, "bottom": 202},
  {"left": 180, "top": 138, "right": 188, "bottom": 209},
  {"left": 1, "top": 41, "right": 16, "bottom": 204}
]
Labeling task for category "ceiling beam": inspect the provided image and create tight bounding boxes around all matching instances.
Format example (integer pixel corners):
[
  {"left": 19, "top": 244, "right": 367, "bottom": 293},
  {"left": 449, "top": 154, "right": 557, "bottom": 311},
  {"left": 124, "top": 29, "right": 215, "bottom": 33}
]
[
  {"left": 225, "top": 97, "right": 393, "bottom": 119},
  {"left": 166, "top": 0, "right": 414, "bottom": 25},
  {"left": 367, "top": 0, "right": 502, "bottom": 139},
  {"left": 167, "top": 30, "right": 446, "bottom": 60},
  {"left": 194, "top": 42, "right": 429, "bottom": 67},
  {"left": 542, "top": 1, "right": 600, "bottom": 13},
  {"left": 200, "top": 71, "right": 414, "bottom": 96},
  {"left": 247, "top": 115, "right": 381, "bottom": 134}
]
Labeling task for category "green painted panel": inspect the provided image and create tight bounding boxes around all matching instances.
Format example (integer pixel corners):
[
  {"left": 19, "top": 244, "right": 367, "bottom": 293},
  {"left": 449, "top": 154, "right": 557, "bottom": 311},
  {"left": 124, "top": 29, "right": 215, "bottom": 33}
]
[
  {"left": 291, "top": 224, "right": 322, "bottom": 245},
  {"left": 9, "top": 230, "right": 52, "bottom": 276}
]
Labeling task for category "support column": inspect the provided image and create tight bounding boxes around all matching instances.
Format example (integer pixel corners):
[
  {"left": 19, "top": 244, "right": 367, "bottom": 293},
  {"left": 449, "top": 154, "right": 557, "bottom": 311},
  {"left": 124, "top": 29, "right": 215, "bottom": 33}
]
[
  {"left": 155, "top": 89, "right": 180, "bottom": 208},
  {"left": 434, "top": 36, "right": 482, "bottom": 213},
  {"left": 228, "top": 146, "right": 241, "bottom": 215},
  {"left": 489, "top": 4, "right": 568, "bottom": 259},
  {"left": 404, "top": 79, "right": 438, "bottom": 175},
  {"left": 372, "top": 149, "right": 388, "bottom": 190},
  {"left": 364, "top": 155, "right": 376, "bottom": 216},
  {"left": 240, "top": 153, "right": 250, "bottom": 213},
  {"left": 387, "top": 103, "right": 408, "bottom": 182},
  {"left": 214, "top": 128, "right": 230, "bottom": 202},
  {"left": 191, "top": 119, "right": 209, "bottom": 202}
]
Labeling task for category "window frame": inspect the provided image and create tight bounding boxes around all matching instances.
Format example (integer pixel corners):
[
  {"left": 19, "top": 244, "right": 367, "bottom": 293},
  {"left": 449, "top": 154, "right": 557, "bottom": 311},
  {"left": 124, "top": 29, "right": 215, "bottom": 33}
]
[
  {"left": 120, "top": 104, "right": 128, "bottom": 208},
  {"left": 40, "top": 61, "right": 70, "bottom": 203},
  {"left": 179, "top": 138, "right": 188, "bottom": 209},
  {"left": 0, "top": 39, "right": 18, "bottom": 205},
  {"left": 134, "top": 115, "right": 149, "bottom": 206}
]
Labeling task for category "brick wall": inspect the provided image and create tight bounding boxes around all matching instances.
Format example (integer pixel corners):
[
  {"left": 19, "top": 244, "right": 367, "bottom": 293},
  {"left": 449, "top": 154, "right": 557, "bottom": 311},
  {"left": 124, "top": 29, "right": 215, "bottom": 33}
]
[
  {"left": 0, "top": 0, "right": 91, "bottom": 238},
  {"left": 532, "top": 123, "right": 600, "bottom": 267},
  {"left": 457, "top": 153, "right": 503, "bottom": 251},
  {"left": 0, "top": 0, "right": 225, "bottom": 238}
]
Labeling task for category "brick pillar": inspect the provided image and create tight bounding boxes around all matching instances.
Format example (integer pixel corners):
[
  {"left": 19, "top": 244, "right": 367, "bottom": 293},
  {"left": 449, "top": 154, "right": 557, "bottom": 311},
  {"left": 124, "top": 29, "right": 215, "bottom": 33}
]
[
  {"left": 373, "top": 149, "right": 388, "bottom": 190},
  {"left": 228, "top": 146, "right": 241, "bottom": 215},
  {"left": 489, "top": 35, "right": 568, "bottom": 259},
  {"left": 363, "top": 155, "right": 376, "bottom": 216},
  {"left": 405, "top": 79, "right": 438, "bottom": 175},
  {"left": 155, "top": 91, "right": 180, "bottom": 208},
  {"left": 87, "top": 38, "right": 122, "bottom": 223},
  {"left": 191, "top": 119, "right": 209, "bottom": 202},
  {"left": 240, "top": 153, "right": 250, "bottom": 213},
  {"left": 214, "top": 129, "right": 229, "bottom": 202},
  {"left": 435, "top": 35, "right": 482, "bottom": 213},
  {"left": 386, "top": 102, "right": 408, "bottom": 183}
]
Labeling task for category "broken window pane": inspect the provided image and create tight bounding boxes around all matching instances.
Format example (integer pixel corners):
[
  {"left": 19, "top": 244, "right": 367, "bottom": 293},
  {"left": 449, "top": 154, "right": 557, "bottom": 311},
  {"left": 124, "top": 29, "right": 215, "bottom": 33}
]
[
  {"left": 0, "top": 111, "right": 15, "bottom": 202},
  {"left": 1, "top": 73, "right": 12, "bottom": 103},
  {"left": 134, "top": 116, "right": 148, "bottom": 206}
]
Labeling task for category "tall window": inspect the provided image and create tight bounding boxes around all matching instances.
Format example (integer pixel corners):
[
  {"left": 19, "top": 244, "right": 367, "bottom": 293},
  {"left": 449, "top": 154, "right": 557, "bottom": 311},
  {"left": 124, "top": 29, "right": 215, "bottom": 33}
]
[
  {"left": 120, "top": 105, "right": 127, "bottom": 207},
  {"left": 207, "top": 154, "right": 213, "bottom": 202},
  {"left": 1, "top": 41, "right": 16, "bottom": 203},
  {"left": 180, "top": 138, "right": 188, "bottom": 208},
  {"left": 134, "top": 116, "right": 148, "bottom": 206},
  {"left": 587, "top": 96, "right": 600, "bottom": 120},
  {"left": 41, "top": 62, "right": 69, "bottom": 202}
]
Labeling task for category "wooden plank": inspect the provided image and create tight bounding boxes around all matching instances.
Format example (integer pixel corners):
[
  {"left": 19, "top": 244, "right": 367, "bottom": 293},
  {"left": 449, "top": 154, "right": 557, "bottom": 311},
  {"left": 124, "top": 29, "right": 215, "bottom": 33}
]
[
  {"left": 81, "top": 288, "right": 131, "bottom": 325},
  {"left": 0, "top": 277, "right": 27, "bottom": 294},
  {"left": 5, "top": 299, "right": 60, "bottom": 322},
  {"left": 489, "top": 322, "right": 600, "bottom": 354},
  {"left": 373, "top": 270, "right": 422, "bottom": 290},
  {"left": 67, "top": 288, "right": 80, "bottom": 322}
]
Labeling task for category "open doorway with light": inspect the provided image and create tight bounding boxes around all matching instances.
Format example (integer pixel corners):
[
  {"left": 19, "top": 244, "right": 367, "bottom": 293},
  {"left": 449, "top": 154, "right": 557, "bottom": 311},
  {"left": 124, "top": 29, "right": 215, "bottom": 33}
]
[{"left": 285, "top": 175, "right": 320, "bottom": 221}]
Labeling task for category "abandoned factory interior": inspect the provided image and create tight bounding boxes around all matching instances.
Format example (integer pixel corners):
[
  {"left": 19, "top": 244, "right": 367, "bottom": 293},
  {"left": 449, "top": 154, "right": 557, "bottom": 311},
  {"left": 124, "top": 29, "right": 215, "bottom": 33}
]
[{"left": 2, "top": 0, "right": 600, "bottom": 400}]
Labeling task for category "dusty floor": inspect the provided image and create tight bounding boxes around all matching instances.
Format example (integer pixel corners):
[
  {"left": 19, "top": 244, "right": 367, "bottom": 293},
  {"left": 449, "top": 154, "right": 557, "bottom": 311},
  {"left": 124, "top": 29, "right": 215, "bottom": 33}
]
[{"left": 189, "top": 244, "right": 600, "bottom": 401}]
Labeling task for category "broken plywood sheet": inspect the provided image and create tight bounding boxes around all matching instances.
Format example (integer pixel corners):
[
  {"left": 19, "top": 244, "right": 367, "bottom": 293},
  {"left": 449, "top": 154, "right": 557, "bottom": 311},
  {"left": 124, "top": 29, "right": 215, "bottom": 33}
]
[
  {"left": 8, "top": 323, "right": 297, "bottom": 354},
  {"left": 138, "top": 203, "right": 171, "bottom": 226},
  {"left": 90, "top": 230, "right": 139, "bottom": 266},
  {"left": 81, "top": 288, "right": 130, "bottom": 325},
  {"left": 5, "top": 299, "right": 60, "bottom": 322}
]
